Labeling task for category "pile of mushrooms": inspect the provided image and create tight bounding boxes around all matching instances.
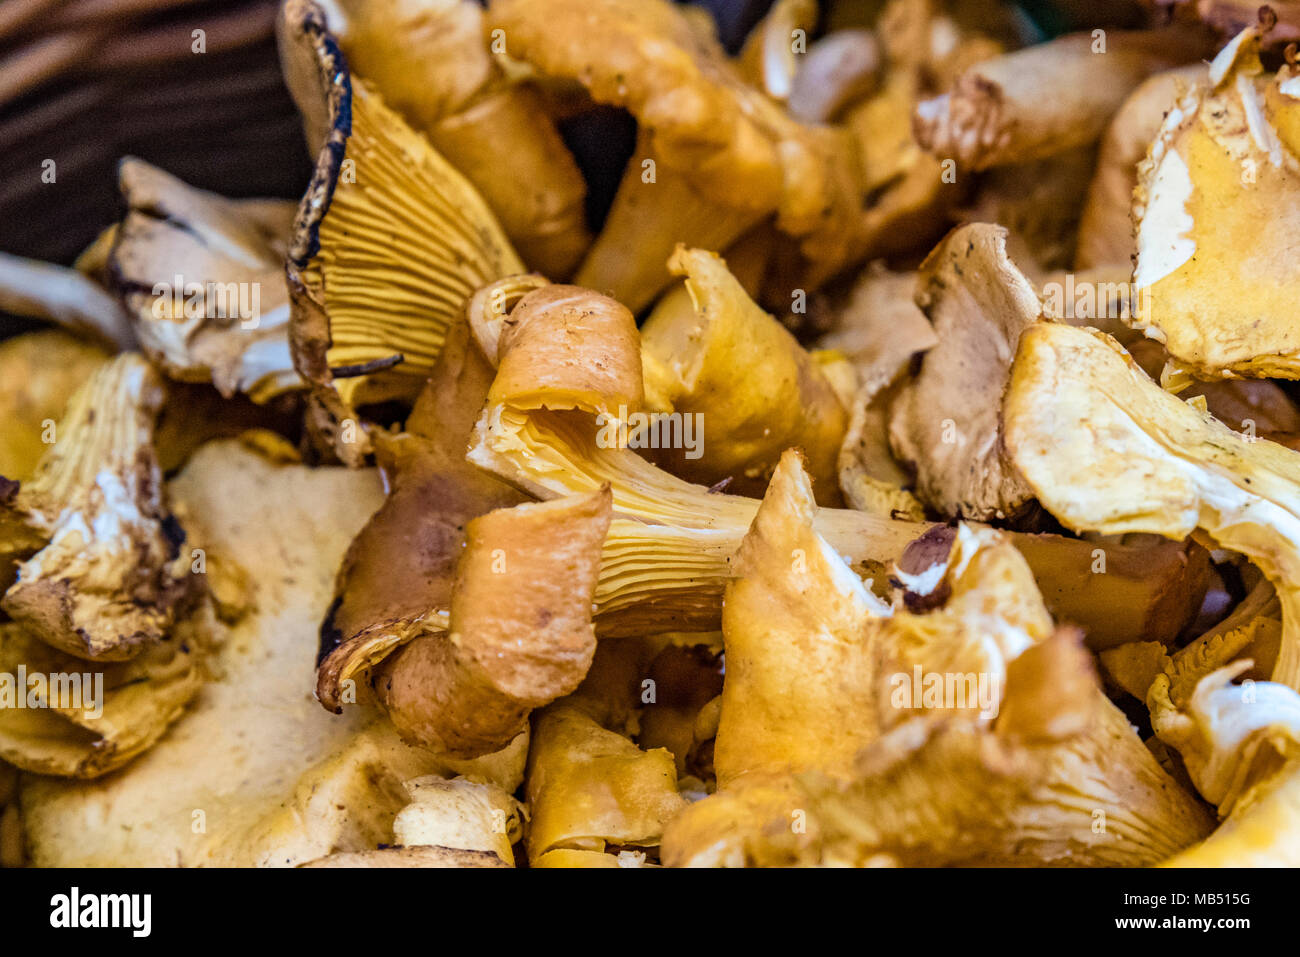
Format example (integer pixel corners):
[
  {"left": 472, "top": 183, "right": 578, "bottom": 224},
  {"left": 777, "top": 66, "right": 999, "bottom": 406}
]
[{"left": 5, "top": 0, "right": 1300, "bottom": 869}]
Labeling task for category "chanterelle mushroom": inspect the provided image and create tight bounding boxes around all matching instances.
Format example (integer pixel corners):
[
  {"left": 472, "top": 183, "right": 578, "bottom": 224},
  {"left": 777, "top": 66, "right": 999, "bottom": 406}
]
[
  {"left": 19, "top": 441, "right": 524, "bottom": 867},
  {"left": 834, "top": 0, "right": 996, "bottom": 269},
  {"left": 108, "top": 159, "right": 300, "bottom": 403},
  {"left": 638, "top": 247, "right": 849, "bottom": 502},
  {"left": 814, "top": 263, "right": 937, "bottom": 396},
  {"left": 1005, "top": 321, "right": 1300, "bottom": 828},
  {"left": 786, "top": 27, "right": 881, "bottom": 124},
  {"left": 656, "top": 451, "right": 924, "bottom": 868},
  {"left": 737, "top": 0, "right": 820, "bottom": 103},
  {"left": 886, "top": 223, "right": 1041, "bottom": 522},
  {"left": 711, "top": 450, "right": 893, "bottom": 790},
  {"left": 336, "top": 280, "right": 630, "bottom": 739},
  {"left": 281, "top": 0, "right": 524, "bottom": 463},
  {"left": 373, "top": 486, "right": 613, "bottom": 758},
  {"left": 526, "top": 699, "right": 687, "bottom": 866},
  {"left": 487, "top": 0, "right": 865, "bottom": 313},
  {"left": 467, "top": 274, "right": 1207, "bottom": 648},
  {"left": 1141, "top": 576, "right": 1300, "bottom": 863},
  {"left": 0, "top": 354, "right": 192, "bottom": 662},
  {"left": 306, "top": 0, "right": 590, "bottom": 278},
  {"left": 1149, "top": 658, "right": 1300, "bottom": 815},
  {"left": 1004, "top": 322, "right": 1300, "bottom": 694},
  {"left": 400, "top": 775, "right": 521, "bottom": 855},
  {"left": 313, "top": 319, "right": 525, "bottom": 713},
  {"left": 913, "top": 26, "right": 1205, "bottom": 171},
  {"left": 1130, "top": 18, "right": 1300, "bottom": 379},
  {"left": 802, "top": 629, "right": 1214, "bottom": 866},
  {"left": 662, "top": 450, "right": 1211, "bottom": 866},
  {"left": 0, "top": 618, "right": 206, "bottom": 778}
]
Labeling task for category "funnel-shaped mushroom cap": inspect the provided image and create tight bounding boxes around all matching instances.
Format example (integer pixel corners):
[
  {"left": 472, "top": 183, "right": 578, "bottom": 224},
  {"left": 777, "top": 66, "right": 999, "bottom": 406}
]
[
  {"left": 639, "top": 247, "right": 849, "bottom": 501},
  {"left": 376, "top": 486, "right": 612, "bottom": 758},
  {"left": 887, "top": 223, "right": 1041, "bottom": 522},
  {"left": 804, "top": 630, "right": 1214, "bottom": 866}
]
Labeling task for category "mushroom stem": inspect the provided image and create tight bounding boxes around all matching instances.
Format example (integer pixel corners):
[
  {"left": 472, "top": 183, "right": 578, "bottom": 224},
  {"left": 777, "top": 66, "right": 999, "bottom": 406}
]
[
  {"left": 0, "top": 251, "right": 134, "bottom": 350},
  {"left": 913, "top": 27, "right": 1207, "bottom": 170},
  {"left": 573, "top": 135, "right": 765, "bottom": 314},
  {"left": 429, "top": 85, "right": 591, "bottom": 278},
  {"left": 471, "top": 405, "right": 1207, "bottom": 646},
  {"left": 1075, "top": 64, "right": 1206, "bottom": 269},
  {"left": 787, "top": 29, "right": 882, "bottom": 123}
]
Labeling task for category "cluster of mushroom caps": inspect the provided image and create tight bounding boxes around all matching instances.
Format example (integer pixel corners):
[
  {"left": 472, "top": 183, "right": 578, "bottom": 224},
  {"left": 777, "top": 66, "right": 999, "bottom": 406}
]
[{"left": 3, "top": 0, "right": 1300, "bottom": 867}]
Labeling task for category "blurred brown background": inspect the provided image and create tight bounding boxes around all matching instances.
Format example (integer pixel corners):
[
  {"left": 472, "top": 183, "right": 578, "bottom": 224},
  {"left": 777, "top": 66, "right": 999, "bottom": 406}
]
[{"left": 0, "top": 0, "right": 309, "bottom": 269}]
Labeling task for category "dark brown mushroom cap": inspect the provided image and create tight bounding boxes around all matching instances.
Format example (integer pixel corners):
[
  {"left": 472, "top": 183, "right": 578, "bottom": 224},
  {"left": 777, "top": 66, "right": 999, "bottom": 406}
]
[
  {"left": 314, "top": 321, "right": 525, "bottom": 712},
  {"left": 376, "top": 485, "right": 612, "bottom": 758}
]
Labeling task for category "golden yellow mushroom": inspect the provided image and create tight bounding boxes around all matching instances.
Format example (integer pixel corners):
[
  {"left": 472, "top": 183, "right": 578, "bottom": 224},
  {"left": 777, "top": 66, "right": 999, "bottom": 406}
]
[
  {"left": 1004, "top": 320, "right": 1300, "bottom": 859},
  {"left": 0, "top": 620, "right": 205, "bottom": 779},
  {"left": 639, "top": 247, "right": 849, "bottom": 502},
  {"left": 525, "top": 702, "right": 686, "bottom": 866},
  {"left": 712, "top": 450, "right": 891, "bottom": 788},
  {"left": 281, "top": 0, "right": 523, "bottom": 463},
  {"left": 373, "top": 485, "right": 611, "bottom": 759},
  {"left": 806, "top": 630, "right": 1214, "bottom": 866},
  {"left": 1005, "top": 321, "right": 1300, "bottom": 693},
  {"left": 468, "top": 277, "right": 1207, "bottom": 648},
  {"left": 0, "top": 355, "right": 194, "bottom": 662},
  {"left": 1075, "top": 64, "right": 1207, "bottom": 269},
  {"left": 488, "top": 0, "right": 865, "bottom": 313},
  {"left": 1130, "top": 20, "right": 1300, "bottom": 379},
  {"left": 665, "top": 450, "right": 1209, "bottom": 866},
  {"left": 314, "top": 321, "right": 524, "bottom": 713},
  {"left": 308, "top": 0, "right": 590, "bottom": 278}
]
